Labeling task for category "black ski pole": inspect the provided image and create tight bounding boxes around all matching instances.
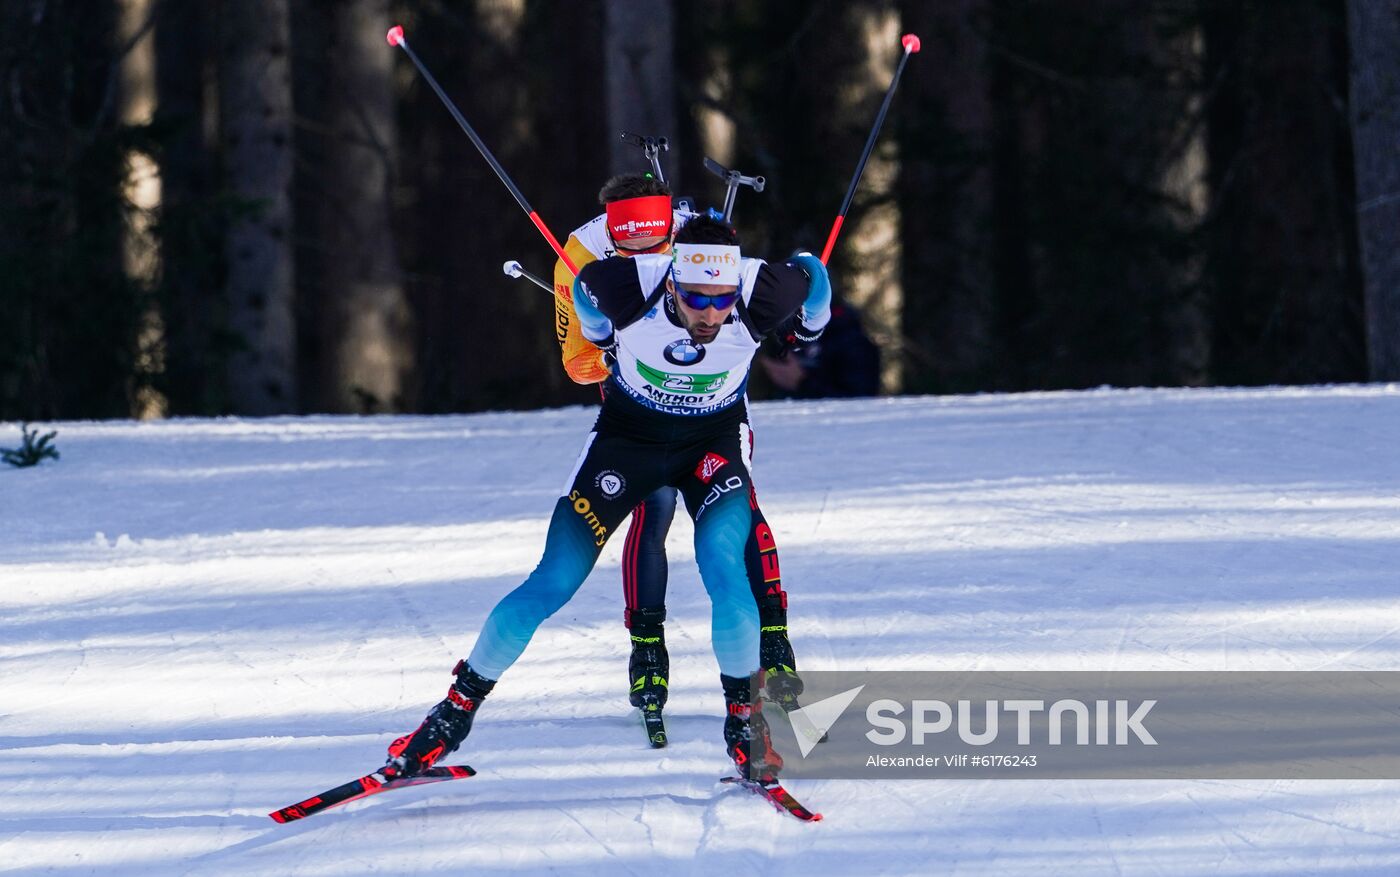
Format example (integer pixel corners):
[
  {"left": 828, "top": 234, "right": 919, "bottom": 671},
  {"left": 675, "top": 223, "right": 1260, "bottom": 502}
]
[
  {"left": 387, "top": 25, "right": 580, "bottom": 275},
  {"left": 818, "top": 33, "right": 920, "bottom": 266}
]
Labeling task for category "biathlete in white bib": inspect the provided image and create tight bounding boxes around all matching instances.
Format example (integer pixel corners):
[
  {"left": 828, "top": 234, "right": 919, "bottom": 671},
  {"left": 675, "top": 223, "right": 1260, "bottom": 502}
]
[
  {"left": 550, "top": 173, "right": 805, "bottom": 746},
  {"left": 386, "top": 215, "right": 831, "bottom": 782}
]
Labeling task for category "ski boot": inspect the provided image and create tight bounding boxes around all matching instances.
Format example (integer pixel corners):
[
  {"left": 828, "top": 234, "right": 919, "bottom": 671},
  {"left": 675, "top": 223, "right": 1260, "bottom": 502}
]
[
  {"left": 721, "top": 673, "right": 783, "bottom": 783},
  {"left": 758, "top": 593, "right": 803, "bottom": 713},
  {"left": 627, "top": 607, "right": 670, "bottom": 747},
  {"left": 385, "top": 660, "right": 495, "bottom": 778}
]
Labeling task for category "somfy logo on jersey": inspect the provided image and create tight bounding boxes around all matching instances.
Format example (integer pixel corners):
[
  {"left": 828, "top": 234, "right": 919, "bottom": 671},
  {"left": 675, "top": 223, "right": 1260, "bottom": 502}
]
[
  {"left": 663, "top": 339, "right": 706, "bottom": 365},
  {"left": 678, "top": 250, "right": 737, "bottom": 266}
]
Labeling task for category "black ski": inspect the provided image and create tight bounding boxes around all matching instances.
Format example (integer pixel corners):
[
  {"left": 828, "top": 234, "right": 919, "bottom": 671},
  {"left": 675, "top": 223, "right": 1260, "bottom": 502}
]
[
  {"left": 641, "top": 707, "right": 667, "bottom": 748},
  {"left": 269, "top": 764, "right": 476, "bottom": 823},
  {"left": 720, "top": 776, "right": 822, "bottom": 822}
]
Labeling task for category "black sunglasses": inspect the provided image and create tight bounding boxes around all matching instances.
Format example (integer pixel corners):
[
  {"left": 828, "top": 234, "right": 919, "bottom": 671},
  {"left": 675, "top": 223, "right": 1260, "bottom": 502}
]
[{"left": 676, "top": 287, "right": 740, "bottom": 310}]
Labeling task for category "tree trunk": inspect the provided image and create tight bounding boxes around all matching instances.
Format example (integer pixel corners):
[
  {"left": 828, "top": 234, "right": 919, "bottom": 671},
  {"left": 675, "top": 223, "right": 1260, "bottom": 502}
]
[
  {"left": 984, "top": 1, "right": 1216, "bottom": 391},
  {"left": 1348, "top": 0, "right": 1400, "bottom": 380},
  {"left": 840, "top": 4, "right": 904, "bottom": 394},
  {"left": 777, "top": 0, "right": 904, "bottom": 394},
  {"left": 297, "top": 0, "right": 413, "bottom": 413},
  {"left": 671, "top": 1, "right": 902, "bottom": 393},
  {"left": 1204, "top": 1, "right": 1364, "bottom": 385},
  {"left": 220, "top": 0, "right": 298, "bottom": 414},
  {"left": 396, "top": 0, "right": 576, "bottom": 412},
  {"left": 604, "top": 0, "right": 677, "bottom": 179},
  {"left": 897, "top": 0, "right": 997, "bottom": 394},
  {"left": 117, "top": 0, "right": 167, "bottom": 419},
  {"left": 0, "top": 2, "right": 135, "bottom": 419},
  {"left": 1156, "top": 17, "right": 1211, "bottom": 387},
  {"left": 155, "top": 0, "right": 224, "bottom": 415}
]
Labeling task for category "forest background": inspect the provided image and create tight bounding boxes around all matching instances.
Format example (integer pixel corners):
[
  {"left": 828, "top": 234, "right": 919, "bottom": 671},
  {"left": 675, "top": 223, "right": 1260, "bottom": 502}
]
[{"left": 3, "top": 0, "right": 1398, "bottom": 420}]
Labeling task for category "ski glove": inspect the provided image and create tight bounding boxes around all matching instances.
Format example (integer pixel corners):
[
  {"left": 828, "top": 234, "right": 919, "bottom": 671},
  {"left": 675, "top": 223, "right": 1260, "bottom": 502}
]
[
  {"left": 572, "top": 277, "right": 618, "bottom": 355},
  {"left": 789, "top": 253, "right": 832, "bottom": 339}
]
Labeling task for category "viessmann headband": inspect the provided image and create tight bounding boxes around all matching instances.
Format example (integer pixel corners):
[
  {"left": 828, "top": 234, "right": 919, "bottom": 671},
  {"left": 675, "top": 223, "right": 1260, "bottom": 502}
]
[
  {"left": 605, "top": 196, "right": 673, "bottom": 243},
  {"left": 670, "top": 244, "right": 742, "bottom": 285}
]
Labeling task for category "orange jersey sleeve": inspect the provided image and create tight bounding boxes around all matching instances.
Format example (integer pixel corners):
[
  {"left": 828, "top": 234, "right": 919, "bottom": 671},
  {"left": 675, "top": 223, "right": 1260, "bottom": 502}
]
[{"left": 553, "top": 234, "right": 610, "bottom": 385}]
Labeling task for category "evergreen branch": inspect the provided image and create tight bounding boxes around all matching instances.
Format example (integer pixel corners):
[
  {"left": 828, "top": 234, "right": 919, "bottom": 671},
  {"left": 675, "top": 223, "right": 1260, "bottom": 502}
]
[{"left": 2, "top": 423, "right": 60, "bottom": 468}]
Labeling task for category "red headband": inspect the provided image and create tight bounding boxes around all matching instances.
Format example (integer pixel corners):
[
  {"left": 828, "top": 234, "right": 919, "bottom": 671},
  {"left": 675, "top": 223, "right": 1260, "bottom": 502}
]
[{"left": 606, "top": 195, "right": 673, "bottom": 243}]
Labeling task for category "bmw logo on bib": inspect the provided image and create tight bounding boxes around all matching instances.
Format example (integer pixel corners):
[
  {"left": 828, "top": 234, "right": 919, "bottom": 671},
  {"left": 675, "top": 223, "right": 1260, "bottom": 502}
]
[{"left": 664, "top": 339, "right": 706, "bottom": 366}]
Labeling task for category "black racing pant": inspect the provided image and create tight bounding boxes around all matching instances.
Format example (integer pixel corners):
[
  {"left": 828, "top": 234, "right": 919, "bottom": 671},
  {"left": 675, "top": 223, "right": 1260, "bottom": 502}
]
[
  {"left": 466, "top": 391, "right": 775, "bottom": 679},
  {"left": 620, "top": 432, "right": 787, "bottom": 627}
]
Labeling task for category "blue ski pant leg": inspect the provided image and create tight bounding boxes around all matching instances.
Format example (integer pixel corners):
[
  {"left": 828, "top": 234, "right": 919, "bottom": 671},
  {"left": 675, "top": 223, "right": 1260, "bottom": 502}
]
[
  {"left": 690, "top": 487, "right": 761, "bottom": 678},
  {"left": 468, "top": 431, "right": 666, "bottom": 681},
  {"left": 678, "top": 429, "right": 765, "bottom": 679},
  {"left": 466, "top": 495, "right": 604, "bottom": 680}
]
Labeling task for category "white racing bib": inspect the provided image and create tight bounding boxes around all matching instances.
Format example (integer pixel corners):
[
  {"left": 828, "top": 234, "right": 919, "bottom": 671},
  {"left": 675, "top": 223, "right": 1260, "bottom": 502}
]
[{"left": 610, "top": 256, "right": 766, "bottom": 416}]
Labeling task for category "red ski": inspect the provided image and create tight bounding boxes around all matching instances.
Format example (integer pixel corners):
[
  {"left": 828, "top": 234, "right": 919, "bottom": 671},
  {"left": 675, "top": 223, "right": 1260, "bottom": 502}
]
[
  {"left": 721, "top": 776, "right": 822, "bottom": 822},
  {"left": 269, "top": 765, "right": 476, "bottom": 823}
]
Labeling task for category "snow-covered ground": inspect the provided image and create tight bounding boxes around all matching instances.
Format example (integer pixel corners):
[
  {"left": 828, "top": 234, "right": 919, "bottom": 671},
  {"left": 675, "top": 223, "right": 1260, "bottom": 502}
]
[{"left": 3, "top": 385, "right": 1400, "bottom": 876}]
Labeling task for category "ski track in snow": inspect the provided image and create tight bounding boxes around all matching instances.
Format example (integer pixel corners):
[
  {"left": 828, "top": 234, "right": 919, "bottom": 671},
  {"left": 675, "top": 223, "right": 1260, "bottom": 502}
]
[{"left": 2, "top": 386, "right": 1400, "bottom": 875}]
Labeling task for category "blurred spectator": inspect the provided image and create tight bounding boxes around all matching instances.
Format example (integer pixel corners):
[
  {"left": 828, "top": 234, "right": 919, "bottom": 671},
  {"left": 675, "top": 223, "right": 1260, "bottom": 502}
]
[{"left": 758, "top": 300, "right": 880, "bottom": 398}]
